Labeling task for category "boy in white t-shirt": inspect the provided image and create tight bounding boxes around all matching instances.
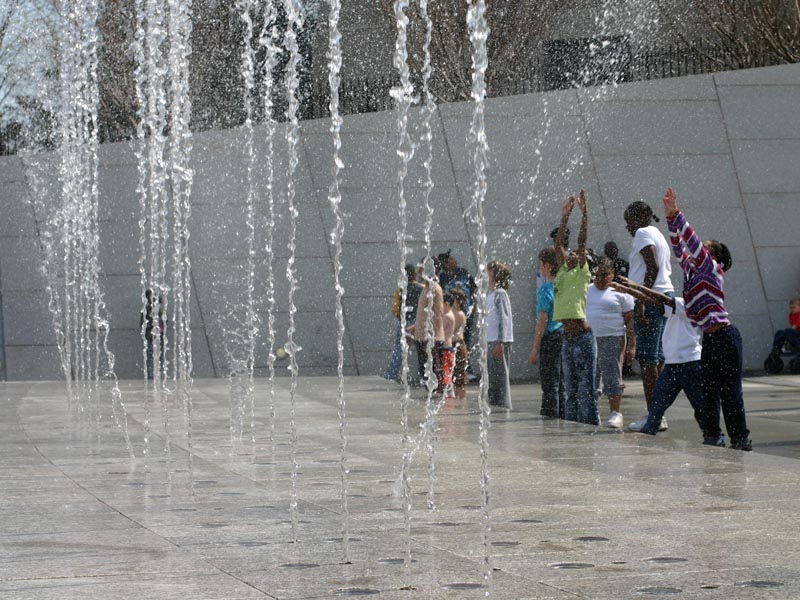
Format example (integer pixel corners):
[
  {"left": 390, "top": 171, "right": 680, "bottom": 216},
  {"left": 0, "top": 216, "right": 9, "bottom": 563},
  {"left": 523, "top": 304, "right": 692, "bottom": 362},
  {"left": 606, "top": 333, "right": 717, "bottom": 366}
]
[
  {"left": 624, "top": 201, "right": 675, "bottom": 432},
  {"left": 611, "top": 277, "right": 723, "bottom": 446},
  {"left": 585, "top": 259, "right": 635, "bottom": 429}
]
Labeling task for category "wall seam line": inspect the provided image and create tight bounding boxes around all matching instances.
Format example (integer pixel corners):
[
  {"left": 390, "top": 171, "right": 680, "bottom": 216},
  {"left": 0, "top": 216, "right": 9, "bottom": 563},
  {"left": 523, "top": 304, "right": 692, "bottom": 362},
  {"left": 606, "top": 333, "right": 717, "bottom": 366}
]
[{"left": 712, "top": 72, "right": 774, "bottom": 334}]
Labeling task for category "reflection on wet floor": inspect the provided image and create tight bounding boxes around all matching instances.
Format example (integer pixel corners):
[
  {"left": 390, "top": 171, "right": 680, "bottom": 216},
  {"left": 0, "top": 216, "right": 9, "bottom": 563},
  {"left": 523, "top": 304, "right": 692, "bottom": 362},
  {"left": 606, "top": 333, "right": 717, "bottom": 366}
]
[{"left": 1, "top": 375, "right": 800, "bottom": 598}]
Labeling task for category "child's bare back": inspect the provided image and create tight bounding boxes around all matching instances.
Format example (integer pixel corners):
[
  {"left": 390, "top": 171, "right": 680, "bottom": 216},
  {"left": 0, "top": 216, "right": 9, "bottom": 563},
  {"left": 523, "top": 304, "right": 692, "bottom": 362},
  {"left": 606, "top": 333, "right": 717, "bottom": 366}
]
[{"left": 443, "top": 307, "right": 455, "bottom": 348}]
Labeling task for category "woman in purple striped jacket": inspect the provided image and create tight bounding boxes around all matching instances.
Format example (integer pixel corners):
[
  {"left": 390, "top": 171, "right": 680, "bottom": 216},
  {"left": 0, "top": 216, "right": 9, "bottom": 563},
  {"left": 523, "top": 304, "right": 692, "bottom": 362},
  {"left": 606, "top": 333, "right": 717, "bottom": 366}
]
[{"left": 663, "top": 188, "right": 752, "bottom": 451}]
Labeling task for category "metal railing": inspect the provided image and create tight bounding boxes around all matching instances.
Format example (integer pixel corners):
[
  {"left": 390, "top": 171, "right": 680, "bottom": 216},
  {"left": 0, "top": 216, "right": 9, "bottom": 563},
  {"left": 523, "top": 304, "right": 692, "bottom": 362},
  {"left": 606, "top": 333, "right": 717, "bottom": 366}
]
[{"left": 1, "top": 42, "right": 789, "bottom": 155}]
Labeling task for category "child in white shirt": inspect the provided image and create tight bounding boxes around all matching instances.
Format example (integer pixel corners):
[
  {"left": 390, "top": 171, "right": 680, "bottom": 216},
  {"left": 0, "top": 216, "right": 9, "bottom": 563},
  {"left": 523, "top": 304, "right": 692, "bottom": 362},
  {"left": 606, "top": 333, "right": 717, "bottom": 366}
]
[
  {"left": 585, "top": 259, "right": 635, "bottom": 429},
  {"left": 487, "top": 261, "right": 513, "bottom": 409}
]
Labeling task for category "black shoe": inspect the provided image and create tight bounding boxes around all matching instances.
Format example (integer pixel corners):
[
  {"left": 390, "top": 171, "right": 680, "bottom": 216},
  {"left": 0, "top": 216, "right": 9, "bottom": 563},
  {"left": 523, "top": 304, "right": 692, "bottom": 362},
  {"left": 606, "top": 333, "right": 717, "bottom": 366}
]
[
  {"left": 730, "top": 438, "right": 752, "bottom": 452},
  {"left": 703, "top": 434, "right": 726, "bottom": 447},
  {"left": 764, "top": 350, "right": 784, "bottom": 374}
]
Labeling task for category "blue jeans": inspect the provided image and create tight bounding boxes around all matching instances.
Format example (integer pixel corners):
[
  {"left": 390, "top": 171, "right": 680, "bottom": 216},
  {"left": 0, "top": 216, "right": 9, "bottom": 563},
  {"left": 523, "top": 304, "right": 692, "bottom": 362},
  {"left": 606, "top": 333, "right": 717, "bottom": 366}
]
[
  {"left": 702, "top": 324, "right": 750, "bottom": 445},
  {"left": 773, "top": 328, "right": 800, "bottom": 352},
  {"left": 595, "top": 335, "right": 624, "bottom": 397},
  {"left": 640, "top": 360, "right": 721, "bottom": 444},
  {"left": 384, "top": 320, "right": 403, "bottom": 380},
  {"left": 539, "top": 329, "right": 565, "bottom": 418},
  {"left": 562, "top": 329, "right": 598, "bottom": 425},
  {"left": 634, "top": 298, "right": 669, "bottom": 365}
]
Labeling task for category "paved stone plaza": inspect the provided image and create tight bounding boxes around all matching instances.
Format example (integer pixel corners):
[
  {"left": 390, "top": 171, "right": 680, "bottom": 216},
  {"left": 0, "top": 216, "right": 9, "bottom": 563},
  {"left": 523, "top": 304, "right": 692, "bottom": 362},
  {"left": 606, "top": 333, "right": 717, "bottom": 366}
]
[{"left": 2, "top": 374, "right": 800, "bottom": 599}]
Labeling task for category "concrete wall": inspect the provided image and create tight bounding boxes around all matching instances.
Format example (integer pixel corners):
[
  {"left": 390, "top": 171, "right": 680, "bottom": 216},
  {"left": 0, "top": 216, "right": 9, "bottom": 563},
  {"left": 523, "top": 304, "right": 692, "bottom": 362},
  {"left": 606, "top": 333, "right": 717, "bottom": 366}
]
[{"left": 1, "top": 63, "right": 799, "bottom": 380}]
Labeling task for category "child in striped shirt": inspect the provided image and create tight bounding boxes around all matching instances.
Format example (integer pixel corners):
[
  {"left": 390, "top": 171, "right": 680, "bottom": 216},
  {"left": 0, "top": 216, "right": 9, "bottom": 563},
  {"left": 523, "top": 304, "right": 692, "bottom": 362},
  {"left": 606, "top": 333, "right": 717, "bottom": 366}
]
[{"left": 663, "top": 188, "right": 752, "bottom": 451}]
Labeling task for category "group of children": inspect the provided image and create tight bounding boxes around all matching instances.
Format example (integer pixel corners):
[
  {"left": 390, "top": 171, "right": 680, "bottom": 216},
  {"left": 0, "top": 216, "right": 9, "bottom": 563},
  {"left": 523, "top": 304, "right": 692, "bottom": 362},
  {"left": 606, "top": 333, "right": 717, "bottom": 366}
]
[
  {"left": 530, "top": 188, "right": 752, "bottom": 451},
  {"left": 385, "top": 256, "right": 515, "bottom": 408},
  {"left": 384, "top": 258, "right": 471, "bottom": 401},
  {"left": 384, "top": 187, "right": 755, "bottom": 452}
]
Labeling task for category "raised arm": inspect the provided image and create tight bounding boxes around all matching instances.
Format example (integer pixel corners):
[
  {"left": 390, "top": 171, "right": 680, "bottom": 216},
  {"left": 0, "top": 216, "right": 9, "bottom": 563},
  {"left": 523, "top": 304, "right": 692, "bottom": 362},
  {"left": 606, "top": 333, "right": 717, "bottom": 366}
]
[
  {"left": 554, "top": 196, "right": 574, "bottom": 267},
  {"left": 663, "top": 187, "right": 713, "bottom": 274},
  {"left": 575, "top": 189, "right": 589, "bottom": 267},
  {"left": 664, "top": 189, "right": 693, "bottom": 275}
]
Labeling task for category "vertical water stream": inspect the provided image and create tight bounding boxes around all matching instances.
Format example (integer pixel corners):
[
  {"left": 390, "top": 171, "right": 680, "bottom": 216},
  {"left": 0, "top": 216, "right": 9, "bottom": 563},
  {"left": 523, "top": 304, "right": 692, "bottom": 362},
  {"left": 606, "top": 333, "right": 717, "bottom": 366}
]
[{"left": 466, "top": 0, "right": 493, "bottom": 591}]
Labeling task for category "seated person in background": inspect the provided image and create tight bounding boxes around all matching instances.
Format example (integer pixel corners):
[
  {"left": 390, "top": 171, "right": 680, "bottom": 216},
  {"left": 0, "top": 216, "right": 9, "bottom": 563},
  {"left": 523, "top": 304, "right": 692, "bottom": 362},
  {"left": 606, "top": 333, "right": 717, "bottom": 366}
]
[{"left": 765, "top": 298, "right": 800, "bottom": 371}]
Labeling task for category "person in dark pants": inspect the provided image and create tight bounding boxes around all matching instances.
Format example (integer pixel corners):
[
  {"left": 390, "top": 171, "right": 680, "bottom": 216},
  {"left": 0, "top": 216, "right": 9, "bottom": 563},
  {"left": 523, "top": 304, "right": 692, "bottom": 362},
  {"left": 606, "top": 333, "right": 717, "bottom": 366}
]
[
  {"left": 529, "top": 247, "right": 565, "bottom": 418},
  {"left": 384, "top": 264, "right": 424, "bottom": 382},
  {"left": 764, "top": 298, "right": 800, "bottom": 373},
  {"left": 612, "top": 278, "right": 723, "bottom": 445},
  {"left": 140, "top": 289, "right": 165, "bottom": 380},
  {"left": 663, "top": 187, "right": 751, "bottom": 451}
]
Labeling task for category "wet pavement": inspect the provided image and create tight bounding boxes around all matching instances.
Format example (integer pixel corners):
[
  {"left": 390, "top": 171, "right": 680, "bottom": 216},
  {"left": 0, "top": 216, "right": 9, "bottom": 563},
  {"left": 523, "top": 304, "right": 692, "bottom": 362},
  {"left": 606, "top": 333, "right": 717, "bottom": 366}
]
[{"left": 1, "top": 374, "right": 799, "bottom": 599}]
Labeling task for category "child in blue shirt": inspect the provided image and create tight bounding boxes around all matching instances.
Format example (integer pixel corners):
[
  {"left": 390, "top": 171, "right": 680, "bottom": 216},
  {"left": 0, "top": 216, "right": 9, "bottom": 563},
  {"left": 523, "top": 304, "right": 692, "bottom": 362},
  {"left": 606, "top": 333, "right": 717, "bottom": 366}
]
[{"left": 529, "top": 247, "right": 565, "bottom": 418}]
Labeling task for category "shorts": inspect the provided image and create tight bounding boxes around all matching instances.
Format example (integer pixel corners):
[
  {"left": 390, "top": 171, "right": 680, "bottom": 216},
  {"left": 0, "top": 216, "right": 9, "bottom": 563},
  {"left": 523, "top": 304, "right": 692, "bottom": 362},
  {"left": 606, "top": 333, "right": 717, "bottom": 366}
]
[
  {"left": 441, "top": 348, "right": 455, "bottom": 388},
  {"left": 634, "top": 296, "right": 671, "bottom": 365},
  {"left": 453, "top": 338, "right": 468, "bottom": 387}
]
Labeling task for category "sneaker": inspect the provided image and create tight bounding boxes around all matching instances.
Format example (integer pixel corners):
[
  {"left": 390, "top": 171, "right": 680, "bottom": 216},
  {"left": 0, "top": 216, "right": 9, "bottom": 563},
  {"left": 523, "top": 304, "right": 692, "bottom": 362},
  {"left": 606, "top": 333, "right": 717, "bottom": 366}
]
[
  {"left": 606, "top": 411, "right": 623, "bottom": 429},
  {"left": 659, "top": 417, "right": 669, "bottom": 432},
  {"left": 730, "top": 438, "right": 752, "bottom": 452},
  {"left": 703, "top": 434, "right": 726, "bottom": 447},
  {"left": 627, "top": 415, "right": 648, "bottom": 432}
]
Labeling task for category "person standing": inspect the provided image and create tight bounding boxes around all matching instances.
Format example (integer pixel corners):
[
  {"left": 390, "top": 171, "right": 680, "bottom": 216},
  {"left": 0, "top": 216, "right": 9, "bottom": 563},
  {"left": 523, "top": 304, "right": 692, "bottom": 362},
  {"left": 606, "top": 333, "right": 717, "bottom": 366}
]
[
  {"left": 553, "top": 190, "right": 598, "bottom": 426},
  {"left": 624, "top": 200, "right": 674, "bottom": 432},
  {"left": 585, "top": 258, "right": 635, "bottom": 429},
  {"left": 140, "top": 289, "right": 165, "bottom": 380},
  {"left": 486, "top": 261, "right": 514, "bottom": 409},
  {"left": 603, "top": 241, "right": 629, "bottom": 282},
  {"left": 410, "top": 261, "right": 445, "bottom": 391},
  {"left": 663, "top": 188, "right": 751, "bottom": 451},
  {"left": 529, "top": 247, "right": 565, "bottom": 419},
  {"left": 437, "top": 250, "right": 478, "bottom": 381},
  {"left": 611, "top": 277, "right": 723, "bottom": 445},
  {"left": 384, "top": 264, "right": 424, "bottom": 382},
  {"left": 448, "top": 287, "right": 469, "bottom": 399}
]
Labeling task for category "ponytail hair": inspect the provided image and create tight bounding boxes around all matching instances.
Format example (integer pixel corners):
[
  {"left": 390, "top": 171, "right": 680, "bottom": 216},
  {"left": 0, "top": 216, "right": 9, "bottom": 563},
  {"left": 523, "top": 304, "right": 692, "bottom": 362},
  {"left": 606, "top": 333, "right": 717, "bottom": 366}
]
[
  {"left": 624, "top": 201, "right": 660, "bottom": 226},
  {"left": 705, "top": 240, "right": 732, "bottom": 272}
]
